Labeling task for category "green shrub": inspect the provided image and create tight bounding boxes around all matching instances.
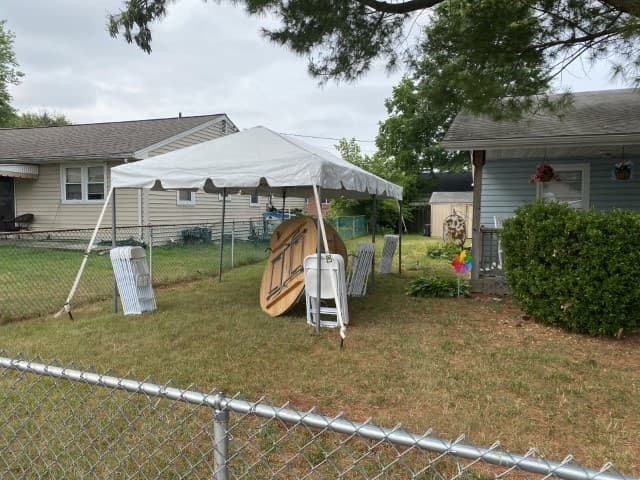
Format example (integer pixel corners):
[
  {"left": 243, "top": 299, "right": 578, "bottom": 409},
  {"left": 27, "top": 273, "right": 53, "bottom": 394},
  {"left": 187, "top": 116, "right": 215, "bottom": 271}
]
[
  {"left": 427, "top": 242, "right": 461, "bottom": 260},
  {"left": 501, "top": 201, "right": 640, "bottom": 336},
  {"left": 407, "top": 273, "right": 469, "bottom": 297}
]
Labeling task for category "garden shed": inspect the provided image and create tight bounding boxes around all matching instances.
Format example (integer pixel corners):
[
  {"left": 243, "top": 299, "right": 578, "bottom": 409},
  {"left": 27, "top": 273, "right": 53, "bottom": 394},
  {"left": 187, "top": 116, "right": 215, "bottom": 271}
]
[{"left": 428, "top": 192, "right": 473, "bottom": 240}]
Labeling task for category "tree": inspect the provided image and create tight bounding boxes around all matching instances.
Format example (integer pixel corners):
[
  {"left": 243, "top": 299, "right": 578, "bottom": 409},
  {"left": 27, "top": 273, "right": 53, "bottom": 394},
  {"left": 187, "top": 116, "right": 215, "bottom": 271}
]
[
  {"left": 331, "top": 138, "right": 408, "bottom": 231},
  {"left": 11, "top": 111, "right": 72, "bottom": 128},
  {"left": 376, "top": 76, "right": 468, "bottom": 185},
  {"left": 108, "top": 0, "right": 640, "bottom": 118},
  {"left": 0, "top": 20, "right": 23, "bottom": 127}
]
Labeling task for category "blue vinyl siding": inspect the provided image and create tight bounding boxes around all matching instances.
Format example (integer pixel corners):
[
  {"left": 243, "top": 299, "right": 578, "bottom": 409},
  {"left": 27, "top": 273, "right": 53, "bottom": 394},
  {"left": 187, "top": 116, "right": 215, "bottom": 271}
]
[{"left": 481, "top": 155, "right": 640, "bottom": 226}]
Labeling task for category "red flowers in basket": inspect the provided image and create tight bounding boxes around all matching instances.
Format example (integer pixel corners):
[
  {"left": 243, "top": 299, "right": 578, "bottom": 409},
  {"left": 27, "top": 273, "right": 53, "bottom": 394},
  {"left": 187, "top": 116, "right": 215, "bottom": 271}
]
[{"left": 529, "top": 163, "right": 560, "bottom": 183}]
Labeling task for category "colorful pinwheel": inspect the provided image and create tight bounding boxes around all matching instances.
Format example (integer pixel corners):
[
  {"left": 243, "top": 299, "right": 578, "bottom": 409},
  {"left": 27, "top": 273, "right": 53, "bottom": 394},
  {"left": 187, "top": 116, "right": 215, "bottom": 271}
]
[{"left": 451, "top": 250, "right": 472, "bottom": 274}]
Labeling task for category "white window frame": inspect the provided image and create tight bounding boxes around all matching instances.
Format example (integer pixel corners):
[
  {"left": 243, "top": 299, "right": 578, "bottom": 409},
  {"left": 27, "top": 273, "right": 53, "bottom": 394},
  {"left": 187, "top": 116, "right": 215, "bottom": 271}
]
[
  {"left": 176, "top": 190, "right": 196, "bottom": 206},
  {"left": 60, "top": 164, "right": 107, "bottom": 204},
  {"left": 249, "top": 193, "right": 260, "bottom": 207},
  {"left": 536, "top": 163, "right": 590, "bottom": 209},
  {"left": 217, "top": 193, "right": 231, "bottom": 201}
]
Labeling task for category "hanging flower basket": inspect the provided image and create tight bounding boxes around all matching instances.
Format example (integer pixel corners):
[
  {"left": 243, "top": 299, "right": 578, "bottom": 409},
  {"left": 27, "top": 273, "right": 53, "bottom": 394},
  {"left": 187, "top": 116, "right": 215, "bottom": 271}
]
[
  {"left": 613, "top": 160, "right": 633, "bottom": 181},
  {"left": 529, "top": 163, "right": 560, "bottom": 183}
]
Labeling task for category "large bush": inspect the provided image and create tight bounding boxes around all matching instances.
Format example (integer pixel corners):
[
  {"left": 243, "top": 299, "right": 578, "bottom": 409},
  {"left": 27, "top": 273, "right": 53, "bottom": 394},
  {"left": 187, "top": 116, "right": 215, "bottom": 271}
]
[{"left": 501, "top": 201, "right": 640, "bottom": 336}]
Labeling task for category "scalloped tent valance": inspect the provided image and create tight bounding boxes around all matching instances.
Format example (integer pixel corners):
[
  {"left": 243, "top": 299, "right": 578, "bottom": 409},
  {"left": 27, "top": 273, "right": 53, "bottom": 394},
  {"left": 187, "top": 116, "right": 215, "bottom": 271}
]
[{"left": 110, "top": 126, "right": 402, "bottom": 200}]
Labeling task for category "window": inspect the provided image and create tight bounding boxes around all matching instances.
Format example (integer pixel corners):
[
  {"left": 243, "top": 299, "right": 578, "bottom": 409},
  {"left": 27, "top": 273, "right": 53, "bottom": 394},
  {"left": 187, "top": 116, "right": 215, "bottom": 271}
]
[
  {"left": 177, "top": 190, "right": 196, "bottom": 206},
  {"left": 537, "top": 163, "right": 589, "bottom": 209},
  {"left": 62, "top": 165, "right": 105, "bottom": 203},
  {"left": 250, "top": 193, "right": 260, "bottom": 207},
  {"left": 217, "top": 193, "right": 231, "bottom": 201}
]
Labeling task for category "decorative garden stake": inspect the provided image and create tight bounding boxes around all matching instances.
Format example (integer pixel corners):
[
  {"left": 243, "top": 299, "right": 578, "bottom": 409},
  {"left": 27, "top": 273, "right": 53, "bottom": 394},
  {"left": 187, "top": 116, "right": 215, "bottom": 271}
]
[
  {"left": 451, "top": 250, "right": 472, "bottom": 297},
  {"left": 613, "top": 160, "right": 633, "bottom": 180},
  {"left": 529, "top": 163, "right": 560, "bottom": 183}
]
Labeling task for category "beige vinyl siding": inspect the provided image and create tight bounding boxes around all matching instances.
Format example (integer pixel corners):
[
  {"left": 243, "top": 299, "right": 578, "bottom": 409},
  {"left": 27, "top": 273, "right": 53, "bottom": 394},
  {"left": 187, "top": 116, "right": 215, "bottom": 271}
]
[
  {"left": 146, "top": 191, "right": 306, "bottom": 226},
  {"left": 14, "top": 162, "right": 139, "bottom": 230},
  {"left": 430, "top": 202, "right": 473, "bottom": 240}
]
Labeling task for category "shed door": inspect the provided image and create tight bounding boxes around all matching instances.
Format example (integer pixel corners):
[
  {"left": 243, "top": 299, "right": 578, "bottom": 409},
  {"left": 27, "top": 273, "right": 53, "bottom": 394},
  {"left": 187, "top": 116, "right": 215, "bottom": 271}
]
[{"left": 0, "top": 177, "right": 15, "bottom": 231}]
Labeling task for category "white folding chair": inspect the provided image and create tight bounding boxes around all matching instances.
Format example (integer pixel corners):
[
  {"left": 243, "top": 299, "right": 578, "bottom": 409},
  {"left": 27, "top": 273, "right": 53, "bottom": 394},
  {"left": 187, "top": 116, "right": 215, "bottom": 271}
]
[
  {"left": 303, "top": 254, "right": 349, "bottom": 329},
  {"left": 347, "top": 242, "right": 374, "bottom": 296},
  {"left": 378, "top": 235, "right": 399, "bottom": 273}
]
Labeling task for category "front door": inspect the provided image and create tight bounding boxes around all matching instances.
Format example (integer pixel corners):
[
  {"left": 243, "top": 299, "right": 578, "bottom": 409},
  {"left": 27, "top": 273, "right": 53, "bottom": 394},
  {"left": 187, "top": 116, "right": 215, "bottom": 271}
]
[{"left": 0, "top": 177, "right": 15, "bottom": 232}]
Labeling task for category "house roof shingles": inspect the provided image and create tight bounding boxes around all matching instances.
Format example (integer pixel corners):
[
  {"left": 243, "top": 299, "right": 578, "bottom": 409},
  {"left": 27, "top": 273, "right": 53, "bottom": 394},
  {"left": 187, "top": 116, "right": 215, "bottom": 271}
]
[
  {"left": 0, "top": 114, "right": 225, "bottom": 161},
  {"left": 442, "top": 89, "right": 640, "bottom": 150}
]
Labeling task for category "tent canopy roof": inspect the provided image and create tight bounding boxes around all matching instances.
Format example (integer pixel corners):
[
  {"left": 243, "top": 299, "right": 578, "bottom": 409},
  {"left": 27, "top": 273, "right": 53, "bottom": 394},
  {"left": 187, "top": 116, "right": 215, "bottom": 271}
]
[{"left": 110, "top": 126, "right": 402, "bottom": 200}]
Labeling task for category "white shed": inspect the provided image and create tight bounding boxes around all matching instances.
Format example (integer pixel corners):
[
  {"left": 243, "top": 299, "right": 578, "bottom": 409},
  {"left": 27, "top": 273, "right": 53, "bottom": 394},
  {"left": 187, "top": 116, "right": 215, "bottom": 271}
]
[{"left": 428, "top": 191, "right": 473, "bottom": 239}]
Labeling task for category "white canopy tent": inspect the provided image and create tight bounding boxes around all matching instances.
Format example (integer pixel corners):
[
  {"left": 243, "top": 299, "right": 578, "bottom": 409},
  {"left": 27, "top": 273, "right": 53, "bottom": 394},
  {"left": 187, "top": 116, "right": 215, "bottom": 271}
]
[{"left": 57, "top": 126, "right": 403, "bottom": 339}]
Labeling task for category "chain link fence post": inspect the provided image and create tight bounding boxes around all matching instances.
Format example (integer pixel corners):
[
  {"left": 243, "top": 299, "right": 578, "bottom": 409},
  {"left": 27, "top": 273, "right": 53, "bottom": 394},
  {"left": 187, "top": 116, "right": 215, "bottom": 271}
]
[
  {"left": 212, "top": 408, "right": 229, "bottom": 480},
  {"left": 231, "top": 221, "right": 235, "bottom": 269},
  {"left": 148, "top": 224, "right": 153, "bottom": 282}
]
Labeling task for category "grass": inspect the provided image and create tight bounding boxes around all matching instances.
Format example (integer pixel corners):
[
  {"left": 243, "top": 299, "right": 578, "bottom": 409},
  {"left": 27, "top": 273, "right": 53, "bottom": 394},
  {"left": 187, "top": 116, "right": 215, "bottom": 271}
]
[{"left": 1, "top": 234, "right": 639, "bottom": 475}]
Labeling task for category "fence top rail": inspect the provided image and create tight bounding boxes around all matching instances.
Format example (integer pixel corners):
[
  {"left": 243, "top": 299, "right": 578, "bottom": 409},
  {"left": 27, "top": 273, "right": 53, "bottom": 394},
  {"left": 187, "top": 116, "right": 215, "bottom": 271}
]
[
  {"left": 0, "top": 355, "right": 633, "bottom": 480},
  {"left": 0, "top": 219, "right": 270, "bottom": 237}
]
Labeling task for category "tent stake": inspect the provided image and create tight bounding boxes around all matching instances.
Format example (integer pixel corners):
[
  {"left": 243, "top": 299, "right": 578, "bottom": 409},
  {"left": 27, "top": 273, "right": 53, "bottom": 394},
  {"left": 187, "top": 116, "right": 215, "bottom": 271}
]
[{"left": 218, "top": 188, "right": 227, "bottom": 282}]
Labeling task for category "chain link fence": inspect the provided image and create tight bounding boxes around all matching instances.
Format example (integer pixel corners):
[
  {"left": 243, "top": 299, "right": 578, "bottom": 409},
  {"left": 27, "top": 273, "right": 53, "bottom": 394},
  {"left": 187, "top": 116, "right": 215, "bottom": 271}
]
[
  {"left": 0, "top": 354, "right": 634, "bottom": 480},
  {"left": 0, "top": 219, "right": 276, "bottom": 322},
  {"left": 0, "top": 215, "right": 368, "bottom": 322},
  {"left": 327, "top": 215, "right": 368, "bottom": 241}
]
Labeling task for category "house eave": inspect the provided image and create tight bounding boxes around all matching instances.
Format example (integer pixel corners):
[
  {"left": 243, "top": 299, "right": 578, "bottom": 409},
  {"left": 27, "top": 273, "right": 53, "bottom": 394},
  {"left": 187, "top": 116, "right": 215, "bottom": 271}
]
[
  {"left": 0, "top": 153, "right": 135, "bottom": 164},
  {"left": 441, "top": 133, "right": 640, "bottom": 151}
]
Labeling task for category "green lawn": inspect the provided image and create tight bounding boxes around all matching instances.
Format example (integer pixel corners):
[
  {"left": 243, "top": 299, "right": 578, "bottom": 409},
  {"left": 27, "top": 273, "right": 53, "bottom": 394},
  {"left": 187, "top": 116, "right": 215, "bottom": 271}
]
[{"left": 1, "top": 234, "right": 639, "bottom": 474}]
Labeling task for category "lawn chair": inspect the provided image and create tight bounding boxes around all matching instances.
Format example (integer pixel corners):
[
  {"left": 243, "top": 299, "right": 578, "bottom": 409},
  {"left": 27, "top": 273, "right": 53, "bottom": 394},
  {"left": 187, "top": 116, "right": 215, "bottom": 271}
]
[
  {"left": 378, "top": 234, "right": 399, "bottom": 273},
  {"left": 346, "top": 242, "right": 374, "bottom": 297},
  {"left": 303, "top": 254, "right": 349, "bottom": 329}
]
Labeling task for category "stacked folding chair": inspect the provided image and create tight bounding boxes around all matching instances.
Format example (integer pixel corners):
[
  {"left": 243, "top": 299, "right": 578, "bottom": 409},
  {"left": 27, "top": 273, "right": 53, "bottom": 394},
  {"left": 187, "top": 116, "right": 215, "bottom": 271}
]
[
  {"left": 110, "top": 246, "right": 156, "bottom": 315},
  {"left": 303, "top": 254, "right": 349, "bottom": 329},
  {"left": 378, "top": 234, "right": 399, "bottom": 273},
  {"left": 346, "top": 242, "right": 375, "bottom": 297}
]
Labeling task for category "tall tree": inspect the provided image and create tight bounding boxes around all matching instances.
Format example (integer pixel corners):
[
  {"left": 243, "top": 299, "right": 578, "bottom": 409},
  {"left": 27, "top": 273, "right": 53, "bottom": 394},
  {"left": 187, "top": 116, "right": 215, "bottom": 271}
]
[
  {"left": 0, "top": 20, "right": 23, "bottom": 127},
  {"left": 108, "top": 0, "right": 640, "bottom": 117},
  {"left": 332, "top": 138, "right": 408, "bottom": 230},
  {"left": 376, "top": 76, "right": 467, "bottom": 184}
]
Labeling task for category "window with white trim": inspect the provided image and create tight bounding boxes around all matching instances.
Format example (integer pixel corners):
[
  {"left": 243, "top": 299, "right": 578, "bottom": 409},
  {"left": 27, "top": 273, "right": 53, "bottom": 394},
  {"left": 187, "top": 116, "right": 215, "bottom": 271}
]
[
  {"left": 217, "top": 193, "right": 231, "bottom": 201},
  {"left": 537, "top": 163, "right": 590, "bottom": 209},
  {"left": 62, "top": 165, "right": 105, "bottom": 203},
  {"left": 177, "top": 190, "right": 196, "bottom": 206},
  {"left": 250, "top": 193, "right": 260, "bottom": 206}
]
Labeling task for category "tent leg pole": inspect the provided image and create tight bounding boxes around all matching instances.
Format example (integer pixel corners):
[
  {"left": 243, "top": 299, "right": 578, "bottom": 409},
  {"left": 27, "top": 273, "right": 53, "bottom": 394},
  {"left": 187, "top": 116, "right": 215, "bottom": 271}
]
[
  {"left": 112, "top": 188, "right": 118, "bottom": 314},
  {"left": 54, "top": 187, "right": 114, "bottom": 319},
  {"left": 218, "top": 188, "right": 227, "bottom": 282},
  {"left": 370, "top": 194, "right": 377, "bottom": 293},
  {"left": 398, "top": 200, "right": 402, "bottom": 275},
  {"left": 281, "top": 189, "right": 286, "bottom": 218},
  {"left": 315, "top": 187, "right": 322, "bottom": 334}
]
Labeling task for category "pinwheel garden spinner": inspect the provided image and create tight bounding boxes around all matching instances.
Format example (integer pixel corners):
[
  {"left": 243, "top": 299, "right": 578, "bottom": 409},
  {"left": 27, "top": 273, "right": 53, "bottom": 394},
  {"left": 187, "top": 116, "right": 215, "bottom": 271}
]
[{"left": 451, "top": 250, "right": 472, "bottom": 296}]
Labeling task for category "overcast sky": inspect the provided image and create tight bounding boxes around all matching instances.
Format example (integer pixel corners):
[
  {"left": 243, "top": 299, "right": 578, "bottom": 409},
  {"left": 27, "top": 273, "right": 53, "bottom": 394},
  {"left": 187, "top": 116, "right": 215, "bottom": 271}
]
[{"left": 2, "top": 0, "right": 626, "bottom": 155}]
